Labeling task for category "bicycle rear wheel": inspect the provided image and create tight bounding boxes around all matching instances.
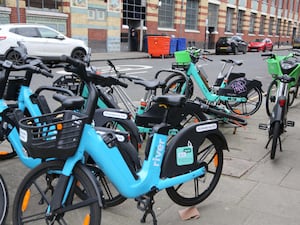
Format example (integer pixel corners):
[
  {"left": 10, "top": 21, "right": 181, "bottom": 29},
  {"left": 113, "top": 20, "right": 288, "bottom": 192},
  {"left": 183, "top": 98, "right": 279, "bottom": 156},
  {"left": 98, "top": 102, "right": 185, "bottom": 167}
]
[
  {"left": 225, "top": 87, "right": 263, "bottom": 116},
  {"left": 87, "top": 165, "right": 126, "bottom": 208},
  {"left": 270, "top": 121, "right": 281, "bottom": 160},
  {"left": 13, "top": 160, "right": 101, "bottom": 225},
  {"left": 0, "top": 174, "right": 8, "bottom": 225},
  {"left": 166, "top": 134, "right": 223, "bottom": 206},
  {"left": 265, "top": 80, "right": 278, "bottom": 117}
]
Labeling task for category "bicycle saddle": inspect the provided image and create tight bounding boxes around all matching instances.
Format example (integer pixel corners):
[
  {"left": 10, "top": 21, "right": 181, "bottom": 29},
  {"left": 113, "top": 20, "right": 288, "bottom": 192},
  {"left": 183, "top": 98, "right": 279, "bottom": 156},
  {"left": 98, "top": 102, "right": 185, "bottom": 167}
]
[
  {"left": 277, "top": 74, "right": 295, "bottom": 83},
  {"left": 133, "top": 79, "right": 166, "bottom": 90},
  {"left": 221, "top": 59, "right": 243, "bottom": 66},
  {"left": 53, "top": 93, "right": 85, "bottom": 110},
  {"left": 152, "top": 94, "right": 186, "bottom": 107}
]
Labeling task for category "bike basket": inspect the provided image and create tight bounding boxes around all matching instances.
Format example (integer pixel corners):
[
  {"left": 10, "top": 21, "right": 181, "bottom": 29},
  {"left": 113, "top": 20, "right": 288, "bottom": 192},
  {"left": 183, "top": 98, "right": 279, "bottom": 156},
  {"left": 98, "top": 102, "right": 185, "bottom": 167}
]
[
  {"left": 53, "top": 74, "right": 82, "bottom": 95},
  {"left": 3, "top": 76, "right": 24, "bottom": 100},
  {"left": 267, "top": 59, "right": 281, "bottom": 76},
  {"left": 19, "top": 110, "right": 88, "bottom": 159},
  {"left": 174, "top": 51, "right": 191, "bottom": 64}
]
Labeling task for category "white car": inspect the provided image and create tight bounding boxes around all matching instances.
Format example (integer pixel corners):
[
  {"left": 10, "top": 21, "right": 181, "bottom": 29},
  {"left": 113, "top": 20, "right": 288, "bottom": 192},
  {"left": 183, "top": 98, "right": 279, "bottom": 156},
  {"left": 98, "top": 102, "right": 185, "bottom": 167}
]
[{"left": 0, "top": 23, "right": 89, "bottom": 64}]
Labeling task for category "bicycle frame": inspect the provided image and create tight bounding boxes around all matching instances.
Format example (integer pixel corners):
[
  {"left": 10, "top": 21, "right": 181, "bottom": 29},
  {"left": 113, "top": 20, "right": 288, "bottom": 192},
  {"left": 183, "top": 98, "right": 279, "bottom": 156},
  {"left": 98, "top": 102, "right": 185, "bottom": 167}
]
[
  {"left": 185, "top": 61, "right": 248, "bottom": 103},
  {"left": 0, "top": 70, "right": 42, "bottom": 168},
  {"left": 52, "top": 119, "right": 224, "bottom": 198}
]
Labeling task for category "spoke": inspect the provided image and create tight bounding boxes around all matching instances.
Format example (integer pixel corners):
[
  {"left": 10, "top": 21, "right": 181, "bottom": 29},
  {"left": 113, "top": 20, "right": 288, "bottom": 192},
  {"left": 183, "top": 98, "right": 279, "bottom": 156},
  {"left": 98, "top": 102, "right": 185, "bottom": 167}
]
[{"left": 21, "top": 211, "right": 46, "bottom": 223}]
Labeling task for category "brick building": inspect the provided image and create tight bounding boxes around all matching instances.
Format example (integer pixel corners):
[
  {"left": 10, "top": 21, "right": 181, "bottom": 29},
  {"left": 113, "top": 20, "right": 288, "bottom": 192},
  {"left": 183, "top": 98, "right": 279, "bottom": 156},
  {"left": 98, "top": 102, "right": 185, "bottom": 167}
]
[{"left": 0, "top": 0, "right": 299, "bottom": 52}]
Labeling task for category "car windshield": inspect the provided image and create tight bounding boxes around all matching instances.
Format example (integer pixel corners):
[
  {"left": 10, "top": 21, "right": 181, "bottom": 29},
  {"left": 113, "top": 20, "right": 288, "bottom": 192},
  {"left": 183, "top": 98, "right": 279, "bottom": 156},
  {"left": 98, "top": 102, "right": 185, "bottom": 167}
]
[{"left": 252, "top": 39, "right": 263, "bottom": 42}]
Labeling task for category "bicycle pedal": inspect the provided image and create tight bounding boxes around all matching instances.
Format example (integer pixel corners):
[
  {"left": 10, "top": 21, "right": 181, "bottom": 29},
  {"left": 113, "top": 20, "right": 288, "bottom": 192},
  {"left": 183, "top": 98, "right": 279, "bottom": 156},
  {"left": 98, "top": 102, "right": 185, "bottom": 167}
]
[
  {"left": 287, "top": 120, "right": 295, "bottom": 127},
  {"left": 270, "top": 96, "right": 276, "bottom": 103},
  {"left": 258, "top": 123, "right": 268, "bottom": 130}
]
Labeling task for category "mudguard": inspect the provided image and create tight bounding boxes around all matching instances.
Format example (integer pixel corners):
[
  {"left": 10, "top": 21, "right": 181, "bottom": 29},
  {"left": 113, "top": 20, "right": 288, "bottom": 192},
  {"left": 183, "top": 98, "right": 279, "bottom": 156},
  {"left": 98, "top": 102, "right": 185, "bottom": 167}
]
[
  {"left": 218, "top": 78, "right": 263, "bottom": 97},
  {"left": 160, "top": 120, "right": 228, "bottom": 178},
  {"left": 93, "top": 108, "right": 142, "bottom": 145}
]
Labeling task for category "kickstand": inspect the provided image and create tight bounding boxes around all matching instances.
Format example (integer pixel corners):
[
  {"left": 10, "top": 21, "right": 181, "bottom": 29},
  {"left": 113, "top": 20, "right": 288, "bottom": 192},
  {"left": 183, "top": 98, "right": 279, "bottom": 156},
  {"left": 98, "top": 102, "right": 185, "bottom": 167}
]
[{"left": 136, "top": 192, "right": 158, "bottom": 225}]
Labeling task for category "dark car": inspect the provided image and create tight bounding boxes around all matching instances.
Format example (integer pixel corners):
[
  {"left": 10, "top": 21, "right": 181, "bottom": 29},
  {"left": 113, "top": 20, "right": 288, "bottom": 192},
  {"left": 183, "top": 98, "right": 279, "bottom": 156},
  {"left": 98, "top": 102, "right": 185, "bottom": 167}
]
[
  {"left": 248, "top": 38, "right": 273, "bottom": 52},
  {"left": 293, "top": 37, "right": 300, "bottom": 49},
  {"left": 215, "top": 36, "right": 248, "bottom": 55}
]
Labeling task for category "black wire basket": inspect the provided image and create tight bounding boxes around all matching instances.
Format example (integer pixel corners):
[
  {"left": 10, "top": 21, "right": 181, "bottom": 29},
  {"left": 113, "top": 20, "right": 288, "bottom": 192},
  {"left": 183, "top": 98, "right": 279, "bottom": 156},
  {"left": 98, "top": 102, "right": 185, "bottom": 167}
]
[
  {"left": 19, "top": 110, "right": 88, "bottom": 159},
  {"left": 53, "top": 74, "right": 83, "bottom": 95}
]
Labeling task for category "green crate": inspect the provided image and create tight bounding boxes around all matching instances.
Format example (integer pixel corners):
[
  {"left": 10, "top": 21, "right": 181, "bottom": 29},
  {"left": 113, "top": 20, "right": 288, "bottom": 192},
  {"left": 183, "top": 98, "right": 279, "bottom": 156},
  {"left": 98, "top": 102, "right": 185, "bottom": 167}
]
[{"left": 174, "top": 50, "right": 191, "bottom": 63}]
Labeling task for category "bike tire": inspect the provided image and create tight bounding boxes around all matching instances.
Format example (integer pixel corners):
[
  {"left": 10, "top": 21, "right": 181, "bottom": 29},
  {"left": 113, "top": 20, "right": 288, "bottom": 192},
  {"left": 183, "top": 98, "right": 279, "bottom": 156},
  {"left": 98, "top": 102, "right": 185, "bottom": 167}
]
[
  {"left": 0, "top": 175, "right": 8, "bottom": 225},
  {"left": 13, "top": 160, "right": 101, "bottom": 225},
  {"left": 270, "top": 121, "right": 281, "bottom": 160},
  {"left": 288, "top": 89, "right": 296, "bottom": 106},
  {"left": 87, "top": 165, "right": 126, "bottom": 208},
  {"left": 225, "top": 87, "right": 263, "bottom": 116},
  {"left": 0, "top": 144, "right": 17, "bottom": 160},
  {"left": 265, "top": 80, "right": 278, "bottom": 117},
  {"left": 163, "top": 76, "right": 194, "bottom": 99},
  {"left": 166, "top": 134, "right": 223, "bottom": 206}
]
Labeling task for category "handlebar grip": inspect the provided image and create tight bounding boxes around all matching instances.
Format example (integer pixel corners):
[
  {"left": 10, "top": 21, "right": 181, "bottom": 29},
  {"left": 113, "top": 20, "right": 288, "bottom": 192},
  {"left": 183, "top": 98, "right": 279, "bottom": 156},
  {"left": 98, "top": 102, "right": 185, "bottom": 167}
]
[
  {"left": 261, "top": 53, "right": 274, "bottom": 57},
  {"left": 116, "top": 79, "right": 128, "bottom": 88},
  {"left": 40, "top": 68, "right": 53, "bottom": 78}
]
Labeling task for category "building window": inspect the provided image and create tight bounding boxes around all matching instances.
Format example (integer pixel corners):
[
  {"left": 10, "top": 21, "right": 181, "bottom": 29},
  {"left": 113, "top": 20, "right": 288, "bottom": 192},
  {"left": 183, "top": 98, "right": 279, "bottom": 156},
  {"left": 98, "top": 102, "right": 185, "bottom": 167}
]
[
  {"left": 158, "top": 0, "right": 175, "bottom": 28},
  {"left": 237, "top": 10, "right": 244, "bottom": 33},
  {"left": 123, "top": 0, "right": 146, "bottom": 26},
  {"left": 276, "top": 18, "right": 281, "bottom": 35},
  {"left": 88, "top": 8, "right": 105, "bottom": 21},
  {"left": 225, "top": 7, "right": 234, "bottom": 32},
  {"left": 287, "top": 21, "right": 291, "bottom": 36},
  {"left": 207, "top": 3, "right": 219, "bottom": 33},
  {"left": 269, "top": 17, "right": 274, "bottom": 35},
  {"left": 185, "top": 0, "right": 199, "bottom": 30},
  {"left": 26, "top": 0, "right": 62, "bottom": 10},
  {"left": 259, "top": 15, "right": 266, "bottom": 34},
  {"left": 249, "top": 13, "right": 256, "bottom": 34}
]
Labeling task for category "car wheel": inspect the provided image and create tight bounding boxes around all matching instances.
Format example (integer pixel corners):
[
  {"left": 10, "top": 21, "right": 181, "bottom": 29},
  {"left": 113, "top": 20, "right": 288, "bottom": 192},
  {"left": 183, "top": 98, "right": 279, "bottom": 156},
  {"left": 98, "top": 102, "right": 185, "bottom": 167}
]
[
  {"left": 71, "top": 48, "right": 86, "bottom": 61},
  {"left": 5, "top": 50, "right": 24, "bottom": 65},
  {"left": 233, "top": 46, "right": 238, "bottom": 55}
]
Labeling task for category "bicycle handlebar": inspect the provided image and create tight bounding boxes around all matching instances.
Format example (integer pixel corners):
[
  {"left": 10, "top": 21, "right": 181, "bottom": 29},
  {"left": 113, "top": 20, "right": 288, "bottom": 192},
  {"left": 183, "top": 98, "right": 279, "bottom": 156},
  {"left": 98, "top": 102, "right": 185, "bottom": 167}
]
[
  {"left": 0, "top": 59, "right": 53, "bottom": 78},
  {"left": 61, "top": 55, "right": 128, "bottom": 88}
]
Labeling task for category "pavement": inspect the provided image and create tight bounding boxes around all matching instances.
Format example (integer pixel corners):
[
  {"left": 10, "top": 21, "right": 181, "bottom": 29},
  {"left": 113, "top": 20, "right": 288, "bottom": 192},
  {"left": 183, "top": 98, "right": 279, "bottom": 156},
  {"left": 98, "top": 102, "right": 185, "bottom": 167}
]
[{"left": 1, "top": 45, "right": 300, "bottom": 225}]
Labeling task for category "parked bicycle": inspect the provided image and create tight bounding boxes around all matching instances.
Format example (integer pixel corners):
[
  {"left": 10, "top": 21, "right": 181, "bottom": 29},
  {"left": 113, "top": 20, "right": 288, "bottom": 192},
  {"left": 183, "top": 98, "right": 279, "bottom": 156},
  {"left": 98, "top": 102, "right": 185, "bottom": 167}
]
[
  {"left": 0, "top": 174, "right": 8, "bottom": 225},
  {"left": 165, "top": 47, "right": 263, "bottom": 116},
  {"left": 12, "top": 55, "right": 229, "bottom": 225},
  {"left": 53, "top": 58, "right": 208, "bottom": 138},
  {"left": 0, "top": 44, "right": 142, "bottom": 208},
  {"left": 259, "top": 53, "right": 297, "bottom": 159},
  {"left": 263, "top": 52, "right": 300, "bottom": 116}
]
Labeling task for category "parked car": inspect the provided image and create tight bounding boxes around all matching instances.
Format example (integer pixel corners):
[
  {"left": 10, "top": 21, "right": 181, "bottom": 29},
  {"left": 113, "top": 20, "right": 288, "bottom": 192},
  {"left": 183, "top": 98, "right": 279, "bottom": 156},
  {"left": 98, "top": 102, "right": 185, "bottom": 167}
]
[
  {"left": 292, "top": 37, "right": 300, "bottom": 49},
  {"left": 215, "top": 36, "right": 248, "bottom": 55},
  {"left": 248, "top": 38, "right": 273, "bottom": 52},
  {"left": 0, "top": 23, "right": 89, "bottom": 65}
]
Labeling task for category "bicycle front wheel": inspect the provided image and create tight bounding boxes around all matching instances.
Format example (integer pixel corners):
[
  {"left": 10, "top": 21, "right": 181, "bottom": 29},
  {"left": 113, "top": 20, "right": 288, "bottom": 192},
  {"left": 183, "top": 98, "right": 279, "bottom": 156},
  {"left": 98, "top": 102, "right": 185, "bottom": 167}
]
[
  {"left": 0, "top": 174, "right": 8, "bottom": 225},
  {"left": 0, "top": 140, "right": 17, "bottom": 160},
  {"left": 270, "top": 121, "right": 281, "bottom": 160},
  {"left": 13, "top": 160, "right": 101, "bottom": 225},
  {"left": 166, "top": 134, "right": 223, "bottom": 206},
  {"left": 225, "top": 87, "right": 263, "bottom": 116}
]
